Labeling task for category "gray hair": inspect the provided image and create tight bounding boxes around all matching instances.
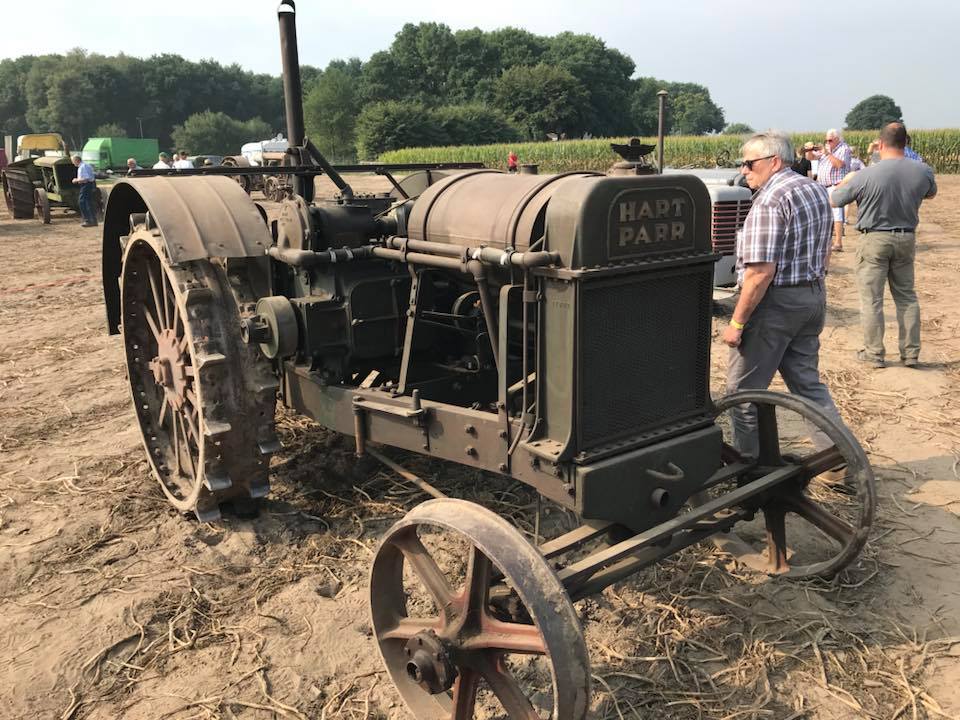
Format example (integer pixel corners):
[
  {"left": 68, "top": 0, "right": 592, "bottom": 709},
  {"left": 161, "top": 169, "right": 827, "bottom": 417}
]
[
  {"left": 71, "top": 154, "right": 82, "bottom": 161},
  {"left": 742, "top": 131, "right": 794, "bottom": 164},
  {"left": 826, "top": 128, "right": 842, "bottom": 140}
]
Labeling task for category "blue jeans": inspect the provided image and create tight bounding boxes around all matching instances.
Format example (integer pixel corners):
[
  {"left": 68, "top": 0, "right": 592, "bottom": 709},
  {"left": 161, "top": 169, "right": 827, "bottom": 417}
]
[{"left": 78, "top": 182, "right": 97, "bottom": 224}]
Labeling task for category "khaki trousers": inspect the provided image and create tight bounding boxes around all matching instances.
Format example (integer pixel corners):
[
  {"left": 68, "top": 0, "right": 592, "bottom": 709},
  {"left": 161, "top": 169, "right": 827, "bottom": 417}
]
[{"left": 855, "top": 232, "right": 920, "bottom": 362}]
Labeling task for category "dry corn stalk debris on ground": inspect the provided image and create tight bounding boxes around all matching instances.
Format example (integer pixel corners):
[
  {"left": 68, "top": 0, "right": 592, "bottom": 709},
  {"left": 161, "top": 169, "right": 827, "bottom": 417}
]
[{"left": 1, "top": 175, "right": 960, "bottom": 719}]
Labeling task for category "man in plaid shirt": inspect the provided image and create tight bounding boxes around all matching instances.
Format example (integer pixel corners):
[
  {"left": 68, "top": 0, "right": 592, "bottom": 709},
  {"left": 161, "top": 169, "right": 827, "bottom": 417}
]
[
  {"left": 721, "top": 131, "right": 846, "bottom": 459},
  {"left": 816, "top": 128, "right": 852, "bottom": 252}
]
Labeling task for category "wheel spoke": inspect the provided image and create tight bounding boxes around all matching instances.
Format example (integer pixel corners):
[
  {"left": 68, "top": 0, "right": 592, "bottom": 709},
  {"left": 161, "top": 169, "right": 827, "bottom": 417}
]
[
  {"left": 147, "top": 266, "right": 167, "bottom": 329},
  {"left": 179, "top": 412, "right": 196, "bottom": 478},
  {"left": 172, "top": 412, "right": 183, "bottom": 476},
  {"left": 157, "top": 395, "right": 169, "bottom": 428},
  {"left": 171, "top": 298, "right": 183, "bottom": 338},
  {"left": 796, "top": 445, "right": 847, "bottom": 479},
  {"left": 450, "top": 668, "right": 480, "bottom": 720},
  {"left": 463, "top": 546, "right": 493, "bottom": 619},
  {"left": 784, "top": 495, "right": 855, "bottom": 544},
  {"left": 764, "top": 504, "right": 789, "bottom": 573},
  {"left": 182, "top": 403, "right": 200, "bottom": 443},
  {"left": 391, "top": 530, "right": 456, "bottom": 614},
  {"left": 161, "top": 266, "right": 173, "bottom": 332},
  {"left": 143, "top": 306, "right": 163, "bottom": 343},
  {"left": 460, "top": 618, "right": 546, "bottom": 655},
  {"left": 377, "top": 616, "right": 442, "bottom": 642},
  {"left": 756, "top": 403, "right": 782, "bottom": 465},
  {"left": 479, "top": 655, "right": 540, "bottom": 719}
]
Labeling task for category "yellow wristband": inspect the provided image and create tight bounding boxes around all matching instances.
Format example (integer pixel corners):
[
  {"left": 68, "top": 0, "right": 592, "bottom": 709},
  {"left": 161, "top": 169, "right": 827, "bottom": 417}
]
[{"left": 730, "top": 319, "right": 745, "bottom": 330}]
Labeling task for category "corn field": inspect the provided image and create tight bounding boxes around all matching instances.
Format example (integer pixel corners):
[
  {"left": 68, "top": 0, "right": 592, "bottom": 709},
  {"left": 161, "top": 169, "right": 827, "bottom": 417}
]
[{"left": 379, "top": 129, "right": 960, "bottom": 173}]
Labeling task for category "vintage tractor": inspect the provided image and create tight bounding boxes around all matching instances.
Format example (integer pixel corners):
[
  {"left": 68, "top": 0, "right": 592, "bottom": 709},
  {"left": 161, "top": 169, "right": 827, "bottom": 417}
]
[
  {"left": 221, "top": 143, "right": 291, "bottom": 202},
  {"left": 1, "top": 133, "right": 106, "bottom": 222},
  {"left": 3, "top": 133, "right": 69, "bottom": 218},
  {"left": 100, "top": 3, "right": 876, "bottom": 717},
  {"left": 31, "top": 156, "right": 106, "bottom": 223}
]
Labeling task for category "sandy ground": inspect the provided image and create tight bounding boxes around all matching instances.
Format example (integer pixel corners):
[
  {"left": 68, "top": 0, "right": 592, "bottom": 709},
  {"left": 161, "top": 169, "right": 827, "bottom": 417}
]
[{"left": 1, "top": 174, "right": 959, "bottom": 720}]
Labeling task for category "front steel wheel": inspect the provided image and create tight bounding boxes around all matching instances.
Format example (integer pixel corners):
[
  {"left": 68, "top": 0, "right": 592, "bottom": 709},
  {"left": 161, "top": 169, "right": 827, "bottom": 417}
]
[
  {"left": 371, "top": 498, "right": 591, "bottom": 719},
  {"left": 707, "top": 390, "right": 875, "bottom": 579}
]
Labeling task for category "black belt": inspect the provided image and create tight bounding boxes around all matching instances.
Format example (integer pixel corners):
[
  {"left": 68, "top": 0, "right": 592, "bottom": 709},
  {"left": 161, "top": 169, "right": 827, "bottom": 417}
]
[
  {"left": 860, "top": 228, "right": 914, "bottom": 234},
  {"left": 772, "top": 279, "right": 823, "bottom": 288}
]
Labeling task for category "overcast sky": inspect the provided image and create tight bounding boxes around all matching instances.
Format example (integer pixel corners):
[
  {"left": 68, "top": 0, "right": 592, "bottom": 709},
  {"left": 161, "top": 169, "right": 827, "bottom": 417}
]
[{"left": 5, "top": 0, "right": 957, "bottom": 132}]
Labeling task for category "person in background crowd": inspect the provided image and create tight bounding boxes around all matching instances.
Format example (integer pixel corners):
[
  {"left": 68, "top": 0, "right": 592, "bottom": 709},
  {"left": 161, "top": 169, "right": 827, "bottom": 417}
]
[
  {"left": 173, "top": 150, "right": 194, "bottom": 169},
  {"left": 831, "top": 121, "right": 937, "bottom": 369},
  {"left": 850, "top": 148, "right": 865, "bottom": 172},
  {"left": 904, "top": 134, "right": 924, "bottom": 163},
  {"left": 126, "top": 157, "right": 141, "bottom": 175},
  {"left": 867, "top": 139, "right": 882, "bottom": 165},
  {"left": 507, "top": 151, "right": 518, "bottom": 173},
  {"left": 815, "top": 128, "right": 852, "bottom": 252},
  {"left": 791, "top": 144, "right": 812, "bottom": 177},
  {"left": 71, "top": 154, "right": 98, "bottom": 228},
  {"left": 153, "top": 152, "right": 172, "bottom": 169},
  {"left": 723, "top": 131, "right": 845, "bottom": 459}
]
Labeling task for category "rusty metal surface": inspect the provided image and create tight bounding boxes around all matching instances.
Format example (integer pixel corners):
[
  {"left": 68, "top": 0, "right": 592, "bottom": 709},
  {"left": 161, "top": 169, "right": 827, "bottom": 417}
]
[
  {"left": 102, "top": 177, "right": 270, "bottom": 334},
  {"left": 119, "top": 230, "right": 279, "bottom": 520},
  {"left": 707, "top": 390, "right": 876, "bottom": 579},
  {"left": 2, "top": 167, "right": 35, "bottom": 219},
  {"left": 370, "top": 498, "right": 590, "bottom": 719},
  {"left": 406, "top": 171, "right": 597, "bottom": 251}
]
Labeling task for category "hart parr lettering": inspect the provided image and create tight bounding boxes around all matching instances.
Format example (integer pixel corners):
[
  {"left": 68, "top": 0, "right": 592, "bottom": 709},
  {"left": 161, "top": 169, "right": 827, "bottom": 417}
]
[
  {"left": 617, "top": 197, "right": 687, "bottom": 248},
  {"left": 619, "top": 197, "right": 686, "bottom": 223},
  {"left": 618, "top": 221, "right": 686, "bottom": 247}
]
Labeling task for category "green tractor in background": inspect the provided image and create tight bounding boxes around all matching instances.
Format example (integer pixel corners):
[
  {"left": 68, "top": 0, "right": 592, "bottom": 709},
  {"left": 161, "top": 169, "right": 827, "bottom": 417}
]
[{"left": 2, "top": 133, "right": 105, "bottom": 222}]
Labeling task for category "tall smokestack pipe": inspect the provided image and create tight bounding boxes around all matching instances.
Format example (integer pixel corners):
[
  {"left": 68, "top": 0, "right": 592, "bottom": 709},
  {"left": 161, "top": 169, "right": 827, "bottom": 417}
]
[
  {"left": 278, "top": 1, "right": 308, "bottom": 198},
  {"left": 657, "top": 90, "right": 668, "bottom": 174}
]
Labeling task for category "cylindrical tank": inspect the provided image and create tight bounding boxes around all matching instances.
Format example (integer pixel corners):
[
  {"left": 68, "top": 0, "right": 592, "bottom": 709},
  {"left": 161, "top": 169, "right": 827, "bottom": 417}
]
[{"left": 406, "top": 170, "right": 600, "bottom": 251}]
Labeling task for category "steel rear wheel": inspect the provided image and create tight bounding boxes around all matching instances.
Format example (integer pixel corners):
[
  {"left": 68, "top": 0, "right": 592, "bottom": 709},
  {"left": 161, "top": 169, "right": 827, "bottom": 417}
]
[
  {"left": 371, "top": 498, "right": 591, "bottom": 720},
  {"left": 708, "top": 390, "right": 876, "bottom": 579},
  {"left": 120, "top": 227, "right": 279, "bottom": 521},
  {"left": 2, "top": 168, "right": 36, "bottom": 219}
]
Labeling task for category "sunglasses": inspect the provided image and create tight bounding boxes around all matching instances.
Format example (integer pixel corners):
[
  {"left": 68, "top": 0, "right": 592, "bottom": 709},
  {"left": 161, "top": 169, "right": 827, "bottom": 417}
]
[{"left": 739, "top": 154, "right": 775, "bottom": 170}]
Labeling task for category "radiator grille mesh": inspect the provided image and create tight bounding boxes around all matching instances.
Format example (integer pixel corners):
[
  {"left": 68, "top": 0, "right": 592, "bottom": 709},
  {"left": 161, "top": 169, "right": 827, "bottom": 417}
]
[{"left": 578, "top": 269, "right": 713, "bottom": 448}]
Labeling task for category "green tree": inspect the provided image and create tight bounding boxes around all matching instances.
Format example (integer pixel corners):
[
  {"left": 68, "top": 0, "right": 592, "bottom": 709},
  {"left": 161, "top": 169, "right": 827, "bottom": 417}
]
[
  {"left": 171, "top": 111, "right": 271, "bottom": 155},
  {"left": 434, "top": 104, "right": 520, "bottom": 146},
  {"left": 95, "top": 122, "right": 127, "bottom": 137},
  {"left": 487, "top": 28, "right": 549, "bottom": 70},
  {"left": 447, "top": 29, "right": 501, "bottom": 104},
  {"left": 844, "top": 95, "right": 903, "bottom": 130},
  {"left": 0, "top": 56, "right": 35, "bottom": 135},
  {"left": 544, "top": 32, "right": 634, "bottom": 136},
  {"left": 494, "top": 64, "right": 588, "bottom": 140},
  {"left": 671, "top": 90, "right": 725, "bottom": 134},
  {"left": 723, "top": 122, "right": 753, "bottom": 135},
  {"left": 384, "top": 23, "right": 458, "bottom": 102},
  {"left": 304, "top": 62, "right": 362, "bottom": 162},
  {"left": 629, "top": 77, "right": 666, "bottom": 135},
  {"left": 355, "top": 101, "right": 450, "bottom": 158}
]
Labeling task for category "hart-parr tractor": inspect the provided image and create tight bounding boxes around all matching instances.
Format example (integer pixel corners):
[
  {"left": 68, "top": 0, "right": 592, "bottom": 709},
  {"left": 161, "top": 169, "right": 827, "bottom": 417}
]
[{"left": 101, "top": 3, "right": 876, "bottom": 717}]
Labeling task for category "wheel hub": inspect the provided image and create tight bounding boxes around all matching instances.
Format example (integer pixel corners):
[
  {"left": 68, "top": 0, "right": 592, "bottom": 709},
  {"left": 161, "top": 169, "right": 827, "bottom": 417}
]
[
  {"left": 149, "top": 328, "right": 189, "bottom": 409},
  {"left": 403, "top": 630, "right": 457, "bottom": 695}
]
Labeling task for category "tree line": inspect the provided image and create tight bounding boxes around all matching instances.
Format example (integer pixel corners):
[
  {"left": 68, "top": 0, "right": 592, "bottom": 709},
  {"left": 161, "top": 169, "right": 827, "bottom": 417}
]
[{"left": 0, "top": 24, "right": 727, "bottom": 160}]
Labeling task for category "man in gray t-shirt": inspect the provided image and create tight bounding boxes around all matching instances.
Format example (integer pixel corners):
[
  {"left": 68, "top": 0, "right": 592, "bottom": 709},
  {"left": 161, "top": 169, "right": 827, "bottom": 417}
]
[{"left": 831, "top": 122, "right": 937, "bottom": 368}]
